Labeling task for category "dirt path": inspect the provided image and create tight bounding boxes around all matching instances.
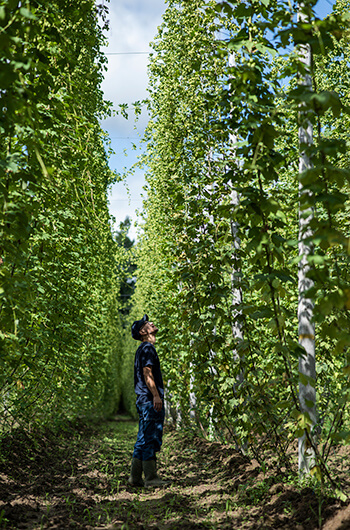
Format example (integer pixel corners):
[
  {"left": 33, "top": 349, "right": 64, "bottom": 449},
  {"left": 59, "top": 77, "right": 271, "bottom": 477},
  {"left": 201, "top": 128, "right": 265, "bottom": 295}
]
[{"left": 0, "top": 418, "right": 349, "bottom": 529}]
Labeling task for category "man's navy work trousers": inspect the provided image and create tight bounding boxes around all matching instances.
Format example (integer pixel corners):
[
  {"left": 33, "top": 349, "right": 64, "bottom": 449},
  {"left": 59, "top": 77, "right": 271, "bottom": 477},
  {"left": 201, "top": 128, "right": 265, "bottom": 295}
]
[{"left": 132, "top": 401, "right": 165, "bottom": 461}]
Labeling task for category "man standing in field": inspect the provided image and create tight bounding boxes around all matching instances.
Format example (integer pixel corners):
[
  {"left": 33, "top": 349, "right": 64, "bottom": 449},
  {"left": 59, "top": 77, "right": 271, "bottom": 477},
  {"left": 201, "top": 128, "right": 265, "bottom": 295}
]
[{"left": 128, "top": 314, "right": 167, "bottom": 487}]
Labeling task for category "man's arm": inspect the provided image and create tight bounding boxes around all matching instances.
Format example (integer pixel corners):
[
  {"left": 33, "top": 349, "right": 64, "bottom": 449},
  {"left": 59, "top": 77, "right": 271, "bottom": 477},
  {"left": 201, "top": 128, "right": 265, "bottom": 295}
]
[{"left": 143, "top": 366, "right": 162, "bottom": 411}]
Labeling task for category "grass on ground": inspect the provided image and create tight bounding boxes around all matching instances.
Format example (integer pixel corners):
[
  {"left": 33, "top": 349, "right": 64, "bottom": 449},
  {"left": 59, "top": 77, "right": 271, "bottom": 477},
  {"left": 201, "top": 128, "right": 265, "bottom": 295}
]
[{"left": 0, "top": 417, "right": 349, "bottom": 529}]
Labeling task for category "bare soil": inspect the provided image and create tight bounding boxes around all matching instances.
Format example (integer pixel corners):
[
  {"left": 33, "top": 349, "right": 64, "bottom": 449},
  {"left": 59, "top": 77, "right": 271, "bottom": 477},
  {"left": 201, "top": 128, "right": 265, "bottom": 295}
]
[{"left": 0, "top": 417, "right": 349, "bottom": 529}]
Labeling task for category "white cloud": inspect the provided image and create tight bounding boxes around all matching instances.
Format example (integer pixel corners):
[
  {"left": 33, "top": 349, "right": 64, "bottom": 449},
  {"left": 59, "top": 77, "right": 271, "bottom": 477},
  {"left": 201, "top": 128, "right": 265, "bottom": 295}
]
[
  {"left": 99, "top": 0, "right": 167, "bottom": 240},
  {"left": 102, "top": 54, "right": 149, "bottom": 108},
  {"left": 101, "top": 0, "right": 166, "bottom": 107}
]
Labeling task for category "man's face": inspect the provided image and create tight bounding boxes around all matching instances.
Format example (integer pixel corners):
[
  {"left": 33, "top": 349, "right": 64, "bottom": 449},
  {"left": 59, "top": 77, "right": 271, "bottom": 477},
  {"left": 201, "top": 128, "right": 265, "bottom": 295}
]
[{"left": 140, "top": 321, "right": 158, "bottom": 336}]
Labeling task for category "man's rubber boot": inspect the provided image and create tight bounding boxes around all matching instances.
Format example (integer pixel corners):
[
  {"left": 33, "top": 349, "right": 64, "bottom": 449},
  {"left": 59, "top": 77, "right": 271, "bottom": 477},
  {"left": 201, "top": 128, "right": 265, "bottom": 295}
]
[
  {"left": 128, "top": 458, "right": 144, "bottom": 487},
  {"left": 143, "top": 459, "right": 168, "bottom": 487}
]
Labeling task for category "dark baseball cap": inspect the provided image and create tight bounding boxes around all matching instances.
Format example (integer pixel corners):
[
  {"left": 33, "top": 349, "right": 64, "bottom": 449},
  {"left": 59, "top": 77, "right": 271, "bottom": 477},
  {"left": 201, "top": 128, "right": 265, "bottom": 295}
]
[{"left": 131, "top": 314, "right": 149, "bottom": 340}]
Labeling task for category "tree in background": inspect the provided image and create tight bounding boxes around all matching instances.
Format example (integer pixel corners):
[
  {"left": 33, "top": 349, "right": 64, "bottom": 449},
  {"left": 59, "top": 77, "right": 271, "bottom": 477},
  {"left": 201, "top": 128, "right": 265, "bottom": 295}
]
[{"left": 114, "top": 217, "right": 137, "bottom": 320}]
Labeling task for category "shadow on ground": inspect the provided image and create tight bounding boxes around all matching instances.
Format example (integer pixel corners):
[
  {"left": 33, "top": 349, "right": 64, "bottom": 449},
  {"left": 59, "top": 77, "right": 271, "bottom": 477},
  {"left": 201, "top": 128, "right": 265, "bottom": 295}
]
[{"left": 0, "top": 418, "right": 349, "bottom": 529}]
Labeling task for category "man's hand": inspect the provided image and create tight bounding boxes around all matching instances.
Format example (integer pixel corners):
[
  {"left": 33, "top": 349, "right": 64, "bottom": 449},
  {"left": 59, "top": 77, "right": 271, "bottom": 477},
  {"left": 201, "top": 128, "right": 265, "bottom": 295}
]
[{"left": 153, "top": 395, "right": 162, "bottom": 412}]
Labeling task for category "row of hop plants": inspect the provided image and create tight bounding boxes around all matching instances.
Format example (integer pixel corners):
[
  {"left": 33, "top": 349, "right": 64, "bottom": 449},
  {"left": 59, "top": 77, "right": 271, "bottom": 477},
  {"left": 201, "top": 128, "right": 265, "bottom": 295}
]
[
  {"left": 0, "top": 0, "right": 127, "bottom": 433},
  {"left": 129, "top": 0, "right": 350, "bottom": 490}
]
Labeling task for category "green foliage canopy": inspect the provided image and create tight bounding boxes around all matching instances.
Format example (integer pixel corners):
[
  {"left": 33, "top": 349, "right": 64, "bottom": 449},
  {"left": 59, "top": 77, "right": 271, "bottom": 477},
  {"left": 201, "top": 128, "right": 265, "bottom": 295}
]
[
  {"left": 0, "top": 0, "right": 124, "bottom": 431},
  {"left": 132, "top": 0, "right": 350, "bottom": 480}
]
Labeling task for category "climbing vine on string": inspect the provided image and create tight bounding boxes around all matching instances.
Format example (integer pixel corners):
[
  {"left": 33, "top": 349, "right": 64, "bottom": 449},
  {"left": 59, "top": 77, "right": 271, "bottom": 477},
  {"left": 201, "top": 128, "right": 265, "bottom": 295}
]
[
  {"left": 132, "top": 0, "right": 350, "bottom": 488},
  {"left": 0, "top": 0, "right": 126, "bottom": 432}
]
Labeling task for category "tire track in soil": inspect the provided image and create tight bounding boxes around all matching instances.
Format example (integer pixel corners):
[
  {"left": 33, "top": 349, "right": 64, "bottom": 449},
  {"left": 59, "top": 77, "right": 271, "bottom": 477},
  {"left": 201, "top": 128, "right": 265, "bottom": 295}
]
[{"left": 0, "top": 417, "right": 349, "bottom": 529}]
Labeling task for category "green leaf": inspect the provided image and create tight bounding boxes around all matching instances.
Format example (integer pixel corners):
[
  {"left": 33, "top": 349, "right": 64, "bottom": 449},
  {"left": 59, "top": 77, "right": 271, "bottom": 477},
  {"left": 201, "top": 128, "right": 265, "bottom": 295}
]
[
  {"left": 19, "top": 7, "right": 37, "bottom": 20},
  {"left": 304, "top": 399, "right": 315, "bottom": 408},
  {"left": 310, "top": 465, "right": 322, "bottom": 482},
  {"left": 311, "top": 91, "right": 342, "bottom": 117},
  {"left": 335, "top": 490, "right": 348, "bottom": 503}
]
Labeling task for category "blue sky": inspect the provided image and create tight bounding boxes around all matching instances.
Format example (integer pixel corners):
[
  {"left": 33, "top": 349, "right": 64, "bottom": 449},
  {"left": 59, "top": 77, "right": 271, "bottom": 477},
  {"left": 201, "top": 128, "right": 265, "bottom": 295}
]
[
  {"left": 100, "top": 0, "right": 166, "bottom": 241},
  {"left": 100, "top": 0, "right": 337, "bottom": 241}
]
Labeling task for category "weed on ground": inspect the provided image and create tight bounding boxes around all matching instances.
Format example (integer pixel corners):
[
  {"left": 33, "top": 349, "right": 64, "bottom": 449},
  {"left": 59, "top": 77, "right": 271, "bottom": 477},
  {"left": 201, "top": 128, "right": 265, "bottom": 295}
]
[{"left": 0, "top": 417, "right": 349, "bottom": 529}]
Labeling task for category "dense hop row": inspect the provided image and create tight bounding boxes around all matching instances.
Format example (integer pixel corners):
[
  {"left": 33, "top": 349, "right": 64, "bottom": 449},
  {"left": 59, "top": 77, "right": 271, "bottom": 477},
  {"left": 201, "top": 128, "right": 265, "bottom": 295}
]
[
  {"left": 0, "top": 1, "right": 125, "bottom": 431},
  {"left": 128, "top": 0, "right": 350, "bottom": 484}
]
